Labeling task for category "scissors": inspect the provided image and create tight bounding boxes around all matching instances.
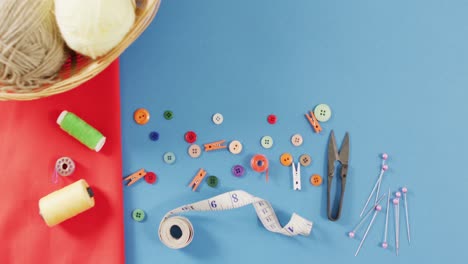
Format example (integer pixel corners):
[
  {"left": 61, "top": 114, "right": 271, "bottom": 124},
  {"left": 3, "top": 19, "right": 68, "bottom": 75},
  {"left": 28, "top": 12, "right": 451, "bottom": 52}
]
[{"left": 327, "top": 130, "right": 350, "bottom": 221}]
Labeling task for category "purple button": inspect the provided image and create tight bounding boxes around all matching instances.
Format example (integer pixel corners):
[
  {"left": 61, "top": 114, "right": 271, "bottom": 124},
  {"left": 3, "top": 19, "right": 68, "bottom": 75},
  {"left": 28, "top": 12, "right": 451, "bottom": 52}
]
[{"left": 232, "top": 165, "right": 245, "bottom": 177}]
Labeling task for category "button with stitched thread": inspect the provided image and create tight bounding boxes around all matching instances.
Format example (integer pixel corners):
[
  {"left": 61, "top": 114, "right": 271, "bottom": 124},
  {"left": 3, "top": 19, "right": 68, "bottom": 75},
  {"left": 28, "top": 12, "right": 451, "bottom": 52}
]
[
  {"left": 163, "top": 110, "right": 174, "bottom": 120},
  {"left": 291, "top": 134, "right": 303, "bottom": 147},
  {"left": 260, "top": 136, "right": 274, "bottom": 149},
  {"left": 185, "top": 131, "right": 197, "bottom": 143},
  {"left": 232, "top": 165, "right": 245, "bottom": 177},
  {"left": 188, "top": 144, "right": 202, "bottom": 158},
  {"left": 132, "top": 209, "right": 146, "bottom": 222},
  {"left": 163, "top": 152, "right": 176, "bottom": 164},
  {"left": 229, "top": 140, "right": 243, "bottom": 154},
  {"left": 299, "top": 154, "right": 312, "bottom": 167},
  {"left": 212, "top": 113, "right": 224, "bottom": 125},
  {"left": 314, "top": 104, "right": 332, "bottom": 122},
  {"left": 280, "top": 153, "right": 293, "bottom": 166},
  {"left": 206, "top": 176, "right": 219, "bottom": 187},
  {"left": 267, "top": 114, "right": 277, "bottom": 124},
  {"left": 134, "top": 108, "right": 150, "bottom": 125}
]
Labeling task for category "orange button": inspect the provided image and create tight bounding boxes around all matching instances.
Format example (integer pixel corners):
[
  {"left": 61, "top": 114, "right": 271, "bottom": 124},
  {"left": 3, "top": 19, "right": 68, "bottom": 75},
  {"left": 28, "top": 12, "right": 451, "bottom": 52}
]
[
  {"left": 310, "top": 174, "right": 323, "bottom": 186},
  {"left": 134, "top": 108, "right": 150, "bottom": 125},
  {"left": 280, "top": 153, "right": 293, "bottom": 166}
]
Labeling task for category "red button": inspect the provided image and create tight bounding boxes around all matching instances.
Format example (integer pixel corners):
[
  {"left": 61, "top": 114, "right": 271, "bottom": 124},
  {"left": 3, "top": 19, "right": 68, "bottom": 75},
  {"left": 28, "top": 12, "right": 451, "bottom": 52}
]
[
  {"left": 145, "top": 172, "right": 157, "bottom": 184},
  {"left": 185, "top": 131, "right": 197, "bottom": 143},
  {"left": 267, "top": 114, "right": 277, "bottom": 124}
]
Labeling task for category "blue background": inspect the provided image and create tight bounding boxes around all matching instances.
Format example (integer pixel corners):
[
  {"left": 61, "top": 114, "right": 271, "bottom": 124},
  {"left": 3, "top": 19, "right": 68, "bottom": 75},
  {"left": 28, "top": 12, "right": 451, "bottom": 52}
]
[{"left": 120, "top": 0, "right": 468, "bottom": 263}]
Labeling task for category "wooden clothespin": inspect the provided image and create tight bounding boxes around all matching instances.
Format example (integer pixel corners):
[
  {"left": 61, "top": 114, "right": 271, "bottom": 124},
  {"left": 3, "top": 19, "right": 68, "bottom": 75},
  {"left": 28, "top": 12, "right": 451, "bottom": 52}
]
[
  {"left": 204, "top": 140, "right": 227, "bottom": 152},
  {"left": 124, "top": 168, "right": 147, "bottom": 186},
  {"left": 188, "top": 168, "right": 207, "bottom": 191},
  {"left": 305, "top": 111, "right": 322, "bottom": 133}
]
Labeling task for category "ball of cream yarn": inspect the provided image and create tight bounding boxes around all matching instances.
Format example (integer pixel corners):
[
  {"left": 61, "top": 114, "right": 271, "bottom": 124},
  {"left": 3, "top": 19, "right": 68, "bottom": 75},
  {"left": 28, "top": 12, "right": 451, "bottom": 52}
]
[
  {"left": 55, "top": 0, "right": 136, "bottom": 59},
  {"left": 0, "top": 0, "right": 66, "bottom": 91}
]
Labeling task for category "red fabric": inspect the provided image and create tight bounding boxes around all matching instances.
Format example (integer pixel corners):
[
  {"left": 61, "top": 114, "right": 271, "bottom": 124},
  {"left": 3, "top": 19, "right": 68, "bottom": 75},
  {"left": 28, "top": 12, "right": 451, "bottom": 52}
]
[{"left": 0, "top": 61, "right": 124, "bottom": 264}]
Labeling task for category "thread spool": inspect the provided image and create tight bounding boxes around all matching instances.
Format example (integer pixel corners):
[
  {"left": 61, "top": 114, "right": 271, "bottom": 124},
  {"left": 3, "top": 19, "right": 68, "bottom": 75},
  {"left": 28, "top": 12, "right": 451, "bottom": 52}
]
[
  {"left": 251, "top": 154, "right": 269, "bottom": 181},
  {"left": 57, "top": 111, "right": 106, "bottom": 152},
  {"left": 55, "top": 157, "right": 75, "bottom": 176},
  {"left": 39, "top": 179, "right": 95, "bottom": 227},
  {"left": 159, "top": 216, "right": 194, "bottom": 249}
]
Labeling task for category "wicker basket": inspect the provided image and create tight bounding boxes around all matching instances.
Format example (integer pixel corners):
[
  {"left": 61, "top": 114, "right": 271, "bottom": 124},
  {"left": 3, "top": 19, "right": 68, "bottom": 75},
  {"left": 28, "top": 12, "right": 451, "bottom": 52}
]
[{"left": 0, "top": 0, "right": 161, "bottom": 101}]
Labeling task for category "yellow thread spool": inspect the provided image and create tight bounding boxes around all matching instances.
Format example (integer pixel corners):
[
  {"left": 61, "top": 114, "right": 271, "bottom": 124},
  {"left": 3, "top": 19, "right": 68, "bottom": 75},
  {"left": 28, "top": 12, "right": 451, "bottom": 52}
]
[{"left": 39, "top": 179, "right": 95, "bottom": 227}]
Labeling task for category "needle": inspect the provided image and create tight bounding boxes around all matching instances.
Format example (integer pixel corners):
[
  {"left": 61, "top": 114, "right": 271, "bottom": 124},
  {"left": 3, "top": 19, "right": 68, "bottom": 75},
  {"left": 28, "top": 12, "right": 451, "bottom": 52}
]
[
  {"left": 348, "top": 194, "right": 386, "bottom": 238},
  {"left": 393, "top": 198, "right": 400, "bottom": 256},
  {"left": 375, "top": 153, "right": 389, "bottom": 203},
  {"left": 381, "top": 188, "right": 390, "bottom": 249},
  {"left": 402, "top": 187, "right": 411, "bottom": 244},
  {"left": 359, "top": 154, "right": 389, "bottom": 217},
  {"left": 355, "top": 204, "right": 383, "bottom": 256}
]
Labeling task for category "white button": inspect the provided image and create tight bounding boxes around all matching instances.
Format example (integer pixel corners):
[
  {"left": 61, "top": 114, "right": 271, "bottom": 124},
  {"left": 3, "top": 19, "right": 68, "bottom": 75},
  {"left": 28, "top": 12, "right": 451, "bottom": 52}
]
[
  {"left": 212, "top": 113, "right": 224, "bottom": 125},
  {"left": 188, "top": 144, "right": 202, "bottom": 158},
  {"left": 163, "top": 152, "right": 176, "bottom": 164},
  {"left": 291, "top": 134, "right": 303, "bottom": 147},
  {"left": 261, "top": 136, "right": 274, "bottom": 149},
  {"left": 228, "top": 140, "right": 243, "bottom": 154},
  {"left": 314, "top": 104, "right": 332, "bottom": 122}
]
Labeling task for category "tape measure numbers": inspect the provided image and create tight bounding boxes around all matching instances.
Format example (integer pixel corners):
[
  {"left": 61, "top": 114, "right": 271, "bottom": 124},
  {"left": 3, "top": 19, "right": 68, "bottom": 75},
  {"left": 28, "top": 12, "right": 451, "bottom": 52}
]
[{"left": 158, "top": 190, "right": 313, "bottom": 249}]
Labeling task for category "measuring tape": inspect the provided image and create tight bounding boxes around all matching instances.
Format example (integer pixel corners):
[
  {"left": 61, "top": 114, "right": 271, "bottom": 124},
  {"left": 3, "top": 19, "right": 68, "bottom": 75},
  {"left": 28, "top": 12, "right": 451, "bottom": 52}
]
[{"left": 158, "top": 190, "right": 313, "bottom": 249}]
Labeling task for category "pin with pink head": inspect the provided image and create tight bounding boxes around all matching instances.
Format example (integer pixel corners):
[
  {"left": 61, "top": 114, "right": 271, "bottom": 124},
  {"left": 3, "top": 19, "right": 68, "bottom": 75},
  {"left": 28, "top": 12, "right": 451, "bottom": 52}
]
[
  {"left": 348, "top": 231, "right": 355, "bottom": 238},
  {"left": 393, "top": 198, "right": 400, "bottom": 205},
  {"left": 395, "top": 191, "right": 402, "bottom": 198},
  {"left": 382, "top": 153, "right": 388, "bottom": 160},
  {"left": 402, "top": 187, "right": 408, "bottom": 193},
  {"left": 375, "top": 204, "right": 382, "bottom": 211},
  {"left": 381, "top": 242, "right": 388, "bottom": 249}
]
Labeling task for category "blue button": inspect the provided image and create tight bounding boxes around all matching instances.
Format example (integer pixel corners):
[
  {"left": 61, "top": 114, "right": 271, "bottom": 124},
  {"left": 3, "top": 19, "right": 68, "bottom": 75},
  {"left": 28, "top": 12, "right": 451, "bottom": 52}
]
[{"left": 149, "top": 131, "right": 159, "bottom": 141}]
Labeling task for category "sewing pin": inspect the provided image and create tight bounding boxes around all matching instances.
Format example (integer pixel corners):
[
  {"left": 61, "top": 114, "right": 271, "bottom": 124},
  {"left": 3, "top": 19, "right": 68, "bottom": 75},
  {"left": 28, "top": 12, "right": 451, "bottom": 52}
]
[
  {"left": 381, "top": 188, "right": 391, "bottom": 249},
  {"left": 402, "top": 187, "right": 411, "bottom": 244},
  {"left": 359, "top": 155, "right": 389, "bottom": 217},
  {"left": 375, "top": 153, "right": 389, "bottom": 203},
  {"left": 355, "top": 204, "right": 382, "bottom": 256},
  {"left": 393, "top": 198, "right": 400, "bottom": 256},
  {"left": 349, "top": 194, "right": 386, "bottom": 238}
]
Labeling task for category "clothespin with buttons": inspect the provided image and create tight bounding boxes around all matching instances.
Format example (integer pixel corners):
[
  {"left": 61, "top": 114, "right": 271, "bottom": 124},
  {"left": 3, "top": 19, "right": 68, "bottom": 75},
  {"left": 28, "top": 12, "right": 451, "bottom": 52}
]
[
  {"left": 189, "top": 168, "right": 207, "bottom": 191},
  {"left": 305, "top": 111, "right": 322, "bottom": 133},
  {"left": 204, "top": 140, "right": 227, "bottom": 152},
  {"left": 124, "top": 168, "right": 147, "bottom": 186}
]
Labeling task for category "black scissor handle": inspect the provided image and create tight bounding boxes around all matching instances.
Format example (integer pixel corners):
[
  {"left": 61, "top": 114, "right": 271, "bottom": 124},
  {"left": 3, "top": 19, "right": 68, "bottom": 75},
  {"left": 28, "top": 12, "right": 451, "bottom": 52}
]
[{"left": 327, "top": 175, "right": 347, "bottom": 221}]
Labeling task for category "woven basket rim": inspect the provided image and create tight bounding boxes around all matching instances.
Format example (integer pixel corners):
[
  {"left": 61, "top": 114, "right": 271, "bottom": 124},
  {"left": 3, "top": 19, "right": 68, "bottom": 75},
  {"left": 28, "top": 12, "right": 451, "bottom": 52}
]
[{"left": 0, "top": 0, "right": 161, "bottom": 101}]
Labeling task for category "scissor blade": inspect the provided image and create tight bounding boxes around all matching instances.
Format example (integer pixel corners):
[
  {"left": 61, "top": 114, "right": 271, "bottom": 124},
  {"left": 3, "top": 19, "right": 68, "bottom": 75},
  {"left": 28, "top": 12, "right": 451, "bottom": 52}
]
[
  {"left": 338, "top": 132, "right": 350, "bottom": 165},
  {"left": 328, "top": 130, "right": 338, "bottom": 176}
]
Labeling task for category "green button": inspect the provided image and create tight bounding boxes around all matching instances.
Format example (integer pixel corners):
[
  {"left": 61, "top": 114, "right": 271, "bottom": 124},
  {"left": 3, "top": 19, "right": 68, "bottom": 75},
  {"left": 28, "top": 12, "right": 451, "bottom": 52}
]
[
  {"left": 261, "top": 136, "right": 274, "bottom": 149},
  {"left": 314, "top": 104, "right": 332, "bottom": 122},
  {"left": 163, "top": 152, "right": 176, "bottom": 164},
  {"left": 132, "top": 209, "right": 145, "bottom": 222},
  {"left": 206, "top": 176, "right": 218, "bottom": 187},
  {"left": 164, "top": 110, "right": 174, "bottom": 120}
]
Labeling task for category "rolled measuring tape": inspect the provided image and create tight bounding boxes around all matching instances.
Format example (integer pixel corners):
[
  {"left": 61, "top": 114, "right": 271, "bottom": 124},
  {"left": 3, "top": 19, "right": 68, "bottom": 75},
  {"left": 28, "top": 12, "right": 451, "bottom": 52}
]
[
  {"left": 158, "top": 190, "right": 313, "bottom": 249},
  {"left": 251, "top": 154, "right": 269, "bottom": 181},
  {"left": 55, "top": 157, "right": 75, "bottom": 176},
  {"left": 57, "top": 110, "right": 106, "bottom": 152},
  {"left": 39, "top": 179, "right": 95, "bottom": 227}
]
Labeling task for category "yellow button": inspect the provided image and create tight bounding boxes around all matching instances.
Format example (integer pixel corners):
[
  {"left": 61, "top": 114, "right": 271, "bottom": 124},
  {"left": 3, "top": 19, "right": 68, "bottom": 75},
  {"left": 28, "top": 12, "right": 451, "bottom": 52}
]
[
  {"left": 310, "top": 174, "right": 323, "bottom": 186},
  {"left": 280, "top": 153, "right": 293, "bottom": 166},
  {"left": 134, "top": 108, "right": 150, "bottom": 125}
]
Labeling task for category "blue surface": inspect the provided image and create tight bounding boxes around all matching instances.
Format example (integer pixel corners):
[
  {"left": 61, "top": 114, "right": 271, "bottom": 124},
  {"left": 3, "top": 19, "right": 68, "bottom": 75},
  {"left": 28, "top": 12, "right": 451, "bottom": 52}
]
[{"left": 120, "top": 0, "right": 468, "bottom": 263}]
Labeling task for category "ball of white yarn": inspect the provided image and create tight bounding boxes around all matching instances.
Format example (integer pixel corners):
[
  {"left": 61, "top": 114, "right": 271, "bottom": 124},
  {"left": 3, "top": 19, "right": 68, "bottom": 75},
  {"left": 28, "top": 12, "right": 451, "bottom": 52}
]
[
  {"left": 55, "top": 0, "right": 136, "bottom": 59},
  {"left": 0, "top": 0, "right": 66, "bottom": 91}
]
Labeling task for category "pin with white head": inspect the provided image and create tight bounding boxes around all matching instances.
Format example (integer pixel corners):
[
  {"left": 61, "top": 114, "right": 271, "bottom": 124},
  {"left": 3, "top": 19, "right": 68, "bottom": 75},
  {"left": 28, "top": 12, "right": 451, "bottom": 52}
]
[
  {"left": 355, "top": 204, "right": 383, "bottom": 256},
  {"left": 359, "top": 153, "right": 389, "bottom": 217},
  {"left": 402, "top": 187, "right": 411, "bottom": 244},
  {"left": 381, "top": 188, "right": 391, "bottom": 249},
  {"left": 393, "top": 198, "right": 400, "bottom": 256}
]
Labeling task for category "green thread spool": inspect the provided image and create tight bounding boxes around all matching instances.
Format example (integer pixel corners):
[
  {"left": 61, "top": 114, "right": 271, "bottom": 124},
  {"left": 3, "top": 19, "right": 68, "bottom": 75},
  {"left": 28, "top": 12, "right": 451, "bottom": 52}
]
[{"left": 57, "top": 111, "right": 106, "bottom": 152}]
